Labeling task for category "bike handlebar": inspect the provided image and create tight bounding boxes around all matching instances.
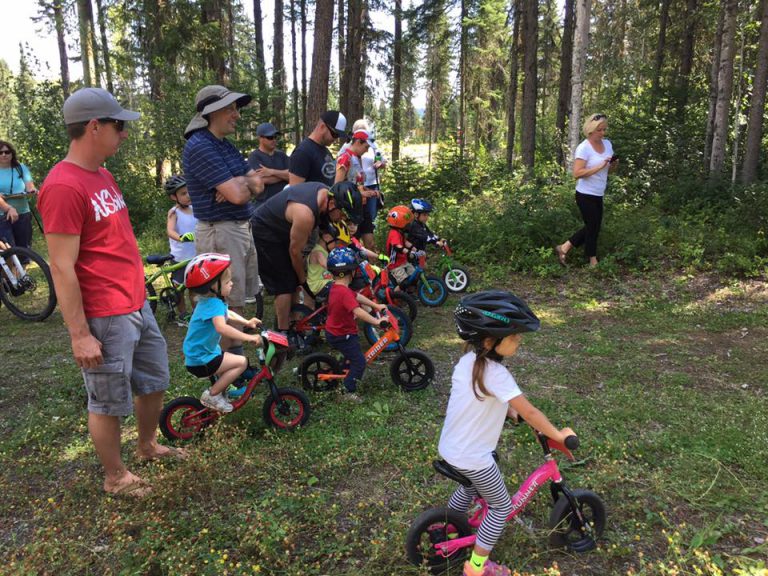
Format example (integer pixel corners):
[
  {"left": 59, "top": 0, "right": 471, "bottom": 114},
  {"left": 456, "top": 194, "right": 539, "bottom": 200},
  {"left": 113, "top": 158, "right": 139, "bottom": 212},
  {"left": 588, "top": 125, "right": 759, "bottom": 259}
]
[{"left": 564, "top": 435, "right": 579, "bottom": 450}]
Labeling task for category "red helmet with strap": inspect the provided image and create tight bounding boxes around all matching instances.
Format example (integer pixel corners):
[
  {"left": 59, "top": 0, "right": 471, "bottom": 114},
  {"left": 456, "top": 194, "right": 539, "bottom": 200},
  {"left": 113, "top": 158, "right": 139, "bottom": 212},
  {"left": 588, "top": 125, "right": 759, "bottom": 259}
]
[{"left": 184, "top": 253, "right": 231, "bottom": 293}]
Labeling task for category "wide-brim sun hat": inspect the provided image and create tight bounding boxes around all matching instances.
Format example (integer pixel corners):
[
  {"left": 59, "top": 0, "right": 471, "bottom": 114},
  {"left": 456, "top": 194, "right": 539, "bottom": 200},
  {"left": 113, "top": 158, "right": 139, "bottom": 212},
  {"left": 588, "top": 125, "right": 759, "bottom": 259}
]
[{"left": 184, "top": 85, "right": 252, "bottom": 138}]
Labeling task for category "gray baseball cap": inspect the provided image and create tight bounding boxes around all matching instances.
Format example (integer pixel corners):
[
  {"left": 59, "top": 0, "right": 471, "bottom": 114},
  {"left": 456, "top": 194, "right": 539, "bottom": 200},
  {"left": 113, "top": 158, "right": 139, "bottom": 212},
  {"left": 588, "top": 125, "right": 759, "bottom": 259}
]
[
  {"left": 63, "top": 87, "right": 141, "bottom": 124},
  {"left": 184, "top": 85, "right": 252, "bottom": 138},
  {"left": 257, "top": 122, "right": 281, "bottom": 137}
]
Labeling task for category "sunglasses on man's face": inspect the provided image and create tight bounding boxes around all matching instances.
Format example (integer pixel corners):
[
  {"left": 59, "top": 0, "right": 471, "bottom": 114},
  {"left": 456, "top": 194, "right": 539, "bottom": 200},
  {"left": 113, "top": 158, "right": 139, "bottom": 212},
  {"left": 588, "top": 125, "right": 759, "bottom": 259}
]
[
  {"left": 87, "top": 118, "right": 126, "bottom": 131},
  {"left": 325, "top": 123, "right": 340, "bottom": 139},
  {"left": 261, "top": 135, "right": 277, "bottom": 140}
]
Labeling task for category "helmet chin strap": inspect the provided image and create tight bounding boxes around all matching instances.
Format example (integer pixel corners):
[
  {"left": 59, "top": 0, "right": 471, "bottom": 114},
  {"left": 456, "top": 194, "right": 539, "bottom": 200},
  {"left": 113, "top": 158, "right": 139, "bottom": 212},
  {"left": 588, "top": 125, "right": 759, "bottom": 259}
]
[{"left": 211, "top": 277, "right": 225, "bottom": 301}]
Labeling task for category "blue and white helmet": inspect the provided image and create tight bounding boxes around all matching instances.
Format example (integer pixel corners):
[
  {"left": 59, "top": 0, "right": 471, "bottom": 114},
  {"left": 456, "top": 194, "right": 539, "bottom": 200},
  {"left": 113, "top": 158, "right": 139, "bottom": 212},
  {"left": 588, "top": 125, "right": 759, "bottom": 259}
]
[
  {"left": 411, "top": 198, "right": 433, "bottom": 213},
  {"left": 327, "top": 247, "right": 358, "bottom": 274}
]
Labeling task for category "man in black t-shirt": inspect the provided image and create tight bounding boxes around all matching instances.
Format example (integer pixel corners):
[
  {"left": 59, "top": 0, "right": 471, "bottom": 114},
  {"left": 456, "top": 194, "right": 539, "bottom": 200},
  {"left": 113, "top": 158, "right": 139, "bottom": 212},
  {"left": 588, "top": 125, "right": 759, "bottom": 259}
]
[
  {"left": 289, "top": 110, "right": 349, "bottom": 186},
  {"left": 248, "top": 122, "right": 290, "bottom": 204}
]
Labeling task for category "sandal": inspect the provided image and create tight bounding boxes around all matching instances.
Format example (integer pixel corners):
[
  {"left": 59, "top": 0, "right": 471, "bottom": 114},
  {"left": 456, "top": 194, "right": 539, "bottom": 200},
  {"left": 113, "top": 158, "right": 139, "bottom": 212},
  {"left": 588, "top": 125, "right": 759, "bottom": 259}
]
[
  {"left": 554, "top": 245, "right": 567, "bottom": 267},
  {"left": 105, "top": 479, "right": 152, "bottom": 499},
  {"left": 136, "top": 445, "right": 189, "bottom": 463}
]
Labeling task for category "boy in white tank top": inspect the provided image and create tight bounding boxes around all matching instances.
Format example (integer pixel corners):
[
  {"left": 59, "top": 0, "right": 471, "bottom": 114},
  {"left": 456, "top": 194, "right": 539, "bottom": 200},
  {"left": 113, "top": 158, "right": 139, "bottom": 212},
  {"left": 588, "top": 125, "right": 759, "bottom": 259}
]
[{"left": 164, "top": 175, "right": 198, "bottom": 323}]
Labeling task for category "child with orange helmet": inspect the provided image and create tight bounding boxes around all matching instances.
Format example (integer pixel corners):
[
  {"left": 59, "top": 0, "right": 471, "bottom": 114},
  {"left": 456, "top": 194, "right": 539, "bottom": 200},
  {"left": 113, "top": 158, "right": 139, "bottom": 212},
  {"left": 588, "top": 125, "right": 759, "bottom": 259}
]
[
  {"left": 182, "top": 253, "right": 263, "bottom": 413},
  {"left": 385, "top": 205, "right": 417, "bottom": 286}
]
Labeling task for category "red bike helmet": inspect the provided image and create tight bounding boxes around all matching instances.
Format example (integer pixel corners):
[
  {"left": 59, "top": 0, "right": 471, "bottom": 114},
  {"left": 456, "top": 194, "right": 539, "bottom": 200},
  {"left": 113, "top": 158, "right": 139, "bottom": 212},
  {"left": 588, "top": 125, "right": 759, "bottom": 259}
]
[
  {"left": 184, "top": 253, "right": 231, "bottom": 294},
  {"left": 386, "top": 205, "right": 413, "bottom": 229}
]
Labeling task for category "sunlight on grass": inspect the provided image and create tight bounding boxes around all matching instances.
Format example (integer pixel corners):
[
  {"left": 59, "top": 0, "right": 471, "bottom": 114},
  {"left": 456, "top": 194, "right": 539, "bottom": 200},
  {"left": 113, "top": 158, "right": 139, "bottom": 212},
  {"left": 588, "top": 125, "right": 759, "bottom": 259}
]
[{"left": 60, "top": 437, "right": 91, "bottom": 462}]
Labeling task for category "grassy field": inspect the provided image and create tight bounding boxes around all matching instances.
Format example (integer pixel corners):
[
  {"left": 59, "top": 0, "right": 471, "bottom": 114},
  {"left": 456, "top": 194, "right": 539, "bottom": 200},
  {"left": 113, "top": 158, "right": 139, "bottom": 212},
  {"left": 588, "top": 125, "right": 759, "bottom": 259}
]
[{"left": 2, "top": 249, "right": 768, "bottom": 575}]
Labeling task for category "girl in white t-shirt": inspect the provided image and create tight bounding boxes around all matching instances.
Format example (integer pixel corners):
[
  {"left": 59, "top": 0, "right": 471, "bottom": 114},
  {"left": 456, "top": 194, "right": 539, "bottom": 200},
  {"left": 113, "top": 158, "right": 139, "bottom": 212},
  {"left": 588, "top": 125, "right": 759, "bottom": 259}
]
[
  {"left": 438, "top": 291, "right": 574, "bottom": 576},
  {"left": 555, "top": 113, "right": 619, "bottom": 267}
]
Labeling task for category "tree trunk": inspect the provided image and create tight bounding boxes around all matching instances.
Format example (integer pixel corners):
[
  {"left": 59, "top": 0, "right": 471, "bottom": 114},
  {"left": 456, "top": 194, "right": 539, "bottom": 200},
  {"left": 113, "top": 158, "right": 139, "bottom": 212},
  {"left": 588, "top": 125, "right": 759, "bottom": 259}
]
[
  {"left": 568, "top": 0, "right": 590, "bottom": 169},
  {"left": 291, "top": 0, "right": 301, "bottom": 144},
  {"left": 94, "top": 0, "right": 112, "bottom": 92},
  {"left": 649, "top": 0, "right": 671, "bottom": 116},
  {"left": 506, "top": 0, "right": 521, "bottom": 169},
  {"left": 344, "top": 0, "right": 365, "bottom": 121},
  {"left": 731, "top": 30, "right": 746, "bottom": 183},
  {"left": 458, "top": 0, "right": 467, "bottom": 159},
  {"left": 273, "top": 0, "right": 286, "bottom": 127},
  {"left": 306, "top": 0, "right": 335, "bottom": 127},
  {"left": 704, "top": 5, "right": 725, "bottom": 170},
  {"left": 253, "top": 0, "right": 269, "bottom": 114},
  {"left": 201, "top": 1, "right": 227, "bottom": 84},
  {"left": 555, "top": 0, "right": 574, "bottom": 166},
  {"left": 709, "top": 0, "right": 738, "bottom": 177},
  {"left": 675, "top": 0, "right": 698, "bottom": 117},
  {"left": 338, "top": 0, "right": 346, "bottom": 107},
  {"left": 392, "top": 0, "right": 402, "bottom": 161},
  {"left": 301, "top": 0, "right": 308, "bottom": 135},
  {"left": 519, "top": 0, "right": 538, "bottom": 169},
  {"left": 76, "top": 0, "right": 98, "bottom": 86},
  {"left": 52, "top": 0, "right": 70, "bottom": 98},
  {"left": 742, "top": 0, "right": 768, "bottom": 183}
]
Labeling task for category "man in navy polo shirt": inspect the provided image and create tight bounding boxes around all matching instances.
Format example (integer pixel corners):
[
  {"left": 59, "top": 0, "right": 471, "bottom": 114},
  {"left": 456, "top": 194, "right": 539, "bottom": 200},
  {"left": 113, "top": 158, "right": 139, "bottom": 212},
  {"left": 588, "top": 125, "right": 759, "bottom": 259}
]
[
  {"left": 288, "top": 110, "right": 348, "bottom": 186},
  {"left": 183, "top": 84, "right": 263, "bottom": 311},
  {"left": 248, "top": 122, "right": 289, "bottom": 204}
]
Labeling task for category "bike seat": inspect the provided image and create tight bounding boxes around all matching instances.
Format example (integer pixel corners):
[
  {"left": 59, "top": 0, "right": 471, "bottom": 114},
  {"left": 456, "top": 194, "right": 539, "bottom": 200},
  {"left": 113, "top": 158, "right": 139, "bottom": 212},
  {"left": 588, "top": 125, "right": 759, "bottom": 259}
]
[
  {"left": 264, "top": 330, "right": 289, "bottom": 347},
  {"left": 146, "top": 254, "right": 174, "bottom": 266},
  {"left": 433, "top": 460, "right": 473, "bottom": 487}
]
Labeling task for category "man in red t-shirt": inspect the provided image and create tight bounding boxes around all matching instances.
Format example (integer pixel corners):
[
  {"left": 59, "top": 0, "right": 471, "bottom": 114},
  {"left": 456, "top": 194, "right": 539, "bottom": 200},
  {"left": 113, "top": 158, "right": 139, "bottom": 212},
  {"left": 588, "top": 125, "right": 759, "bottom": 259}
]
[{"left": 38, "top": 88, "right": 183, "bottom": 498}]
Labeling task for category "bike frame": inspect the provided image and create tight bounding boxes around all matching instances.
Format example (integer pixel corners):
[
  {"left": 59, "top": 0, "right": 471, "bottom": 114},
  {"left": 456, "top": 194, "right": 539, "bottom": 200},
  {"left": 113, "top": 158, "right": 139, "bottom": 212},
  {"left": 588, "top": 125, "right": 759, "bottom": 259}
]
[
  {"left": 433, "top": 435, "right": 580, "bottom": 559},
  {"left": 0, "top": 250, "right": 25, "bottom": 290},
  {"left": 145, "top": 258, "right": 188, "bottom": 296},
  {"left": 177, "top": 333, "right": 287, "bottom": 428}
]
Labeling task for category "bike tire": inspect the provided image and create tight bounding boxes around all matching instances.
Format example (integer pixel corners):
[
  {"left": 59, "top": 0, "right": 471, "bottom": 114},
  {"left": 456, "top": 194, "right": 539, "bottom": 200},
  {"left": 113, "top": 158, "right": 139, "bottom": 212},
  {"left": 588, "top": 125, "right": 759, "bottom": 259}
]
[
  {"left": 0, "top": 246, "right": 57, "bottom": 321},
  {"left": 262, "top": 386, "right": 311, "bottom": 429},
  {"left": 159, "top": 396, "right": 214, "bottom": 442},
  {"left": 417, "top": 275, "right": 448, "bottom": 307},
  {"left": 388, "top": 290, "right": 418, "bottom": 322},
  {"left": 299, "top": 352, "right": 342, "bottom": 391},
  {"left": 389, "top": 350, "right": 435, "bottom": 391},
  {"left": 405, "top": 507, "right": 473, "bottom": 574},
  {"left": 145, "top": 281, "right": 158, "bottom": 314},
  {"left": 548, "top": 489, "right": 607, "bottom": 550},
  {"left": 363, "top": 305, "right": 413, "bottom": 351},
  {"left": 443, "top": 266, "right": 471, "bottom": 293}
]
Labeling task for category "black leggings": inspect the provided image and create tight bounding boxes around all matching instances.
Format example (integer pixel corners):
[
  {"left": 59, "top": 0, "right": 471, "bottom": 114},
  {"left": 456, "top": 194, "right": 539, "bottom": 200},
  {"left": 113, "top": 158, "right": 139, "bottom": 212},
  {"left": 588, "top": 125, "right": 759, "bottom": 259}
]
[{"left": 568, "top": 192, "right": 603, "bottom": 258}]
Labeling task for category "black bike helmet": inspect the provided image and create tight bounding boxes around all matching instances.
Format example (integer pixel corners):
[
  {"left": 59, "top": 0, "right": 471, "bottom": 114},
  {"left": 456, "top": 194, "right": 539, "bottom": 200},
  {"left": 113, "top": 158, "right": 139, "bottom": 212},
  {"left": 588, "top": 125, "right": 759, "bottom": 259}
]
[
  {"left": 164, "top": 174, "right": 187, "bottom": 195},
  {"left": 328, "top": 181, "right": 364, "bottom": 224},
  {"left": 454, "top": 290, "right": 540, "bottom": 341}
]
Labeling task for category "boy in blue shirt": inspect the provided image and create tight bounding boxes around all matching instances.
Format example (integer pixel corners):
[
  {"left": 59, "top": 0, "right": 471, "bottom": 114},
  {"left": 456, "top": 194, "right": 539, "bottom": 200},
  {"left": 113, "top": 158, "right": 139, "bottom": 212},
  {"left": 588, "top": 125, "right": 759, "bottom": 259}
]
[{"left": 182, "top": 253, "right": 262, "bottom": 413}]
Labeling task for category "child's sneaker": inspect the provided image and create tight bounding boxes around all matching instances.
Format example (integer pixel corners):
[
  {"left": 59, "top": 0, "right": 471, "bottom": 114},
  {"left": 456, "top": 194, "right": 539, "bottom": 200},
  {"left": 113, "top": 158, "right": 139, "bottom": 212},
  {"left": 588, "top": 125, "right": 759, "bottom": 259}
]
[
  {"left": 463, "top": 560, "right": 512, "bottom": 576},
  {"left": 175, "top": 313, "right": 191, "bottom": 327},
  {"left": 200, "top": 389, "right": 233, "bottom": 413}
]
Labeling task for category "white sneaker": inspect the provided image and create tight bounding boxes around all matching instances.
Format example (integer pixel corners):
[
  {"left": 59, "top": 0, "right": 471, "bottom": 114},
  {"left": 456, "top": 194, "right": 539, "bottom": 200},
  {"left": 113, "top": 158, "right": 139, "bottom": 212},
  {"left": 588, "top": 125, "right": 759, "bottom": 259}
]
[
  {"left": 244, "top": 296, "right": 257, "bottom": 304},
  {"left": 200, "top": 389, "right": 233, "bottom": 413}
]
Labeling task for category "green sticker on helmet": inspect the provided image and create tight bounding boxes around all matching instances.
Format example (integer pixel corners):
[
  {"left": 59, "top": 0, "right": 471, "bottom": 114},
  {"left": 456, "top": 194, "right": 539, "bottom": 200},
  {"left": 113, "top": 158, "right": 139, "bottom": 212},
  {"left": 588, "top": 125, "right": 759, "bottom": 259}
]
[{"left": 481, "top": 310, "right": 510, "bottom": 323}]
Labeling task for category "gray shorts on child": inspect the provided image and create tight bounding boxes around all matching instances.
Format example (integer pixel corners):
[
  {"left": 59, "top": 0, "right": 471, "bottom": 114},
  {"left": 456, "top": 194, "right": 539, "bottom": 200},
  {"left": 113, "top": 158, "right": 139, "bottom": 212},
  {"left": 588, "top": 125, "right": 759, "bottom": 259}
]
[{"left": 82, "top": 301, "right": 169, "bottom": 417}]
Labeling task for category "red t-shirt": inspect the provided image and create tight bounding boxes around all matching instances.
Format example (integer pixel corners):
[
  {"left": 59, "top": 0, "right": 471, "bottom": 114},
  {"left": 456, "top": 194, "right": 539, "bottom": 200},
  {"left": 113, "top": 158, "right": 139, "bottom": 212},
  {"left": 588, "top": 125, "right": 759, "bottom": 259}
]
[
  {"left": 325, "top": 283, "right": 360, "bottom": 336},
  {"left": 38, "top": 161, "right": 145, "bottom": 318},
  {"left": 386, "top": 228, "right": 408, "bottom": 267}
]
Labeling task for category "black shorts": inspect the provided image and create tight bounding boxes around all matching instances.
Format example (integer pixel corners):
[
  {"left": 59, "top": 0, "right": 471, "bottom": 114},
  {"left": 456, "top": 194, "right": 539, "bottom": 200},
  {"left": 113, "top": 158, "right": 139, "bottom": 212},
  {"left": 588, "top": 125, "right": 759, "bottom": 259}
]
[
  {"left": 252, "top": 238, "right": 299, "bottom": 296},
  {"left": 186, "top": 354, "right": 224, "bottom": 378}
]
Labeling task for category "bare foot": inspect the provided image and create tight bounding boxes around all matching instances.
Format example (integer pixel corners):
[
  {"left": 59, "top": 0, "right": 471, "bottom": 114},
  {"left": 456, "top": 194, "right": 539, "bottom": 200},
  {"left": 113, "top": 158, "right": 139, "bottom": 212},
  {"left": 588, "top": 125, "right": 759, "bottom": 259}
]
[
  {"left": 136, "top": 444, "right": 189, "bottom": 463},
  {"left": 104, "top": 470, "right": 151, "bottom": 498}
]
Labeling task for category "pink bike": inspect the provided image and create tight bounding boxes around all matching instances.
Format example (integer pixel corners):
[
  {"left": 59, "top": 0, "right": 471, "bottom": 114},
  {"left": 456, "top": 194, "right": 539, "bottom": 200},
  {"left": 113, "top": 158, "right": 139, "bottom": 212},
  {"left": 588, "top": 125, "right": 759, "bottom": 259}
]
[{"left": 405, "top": 422, "right": 606, "bottom": 573}]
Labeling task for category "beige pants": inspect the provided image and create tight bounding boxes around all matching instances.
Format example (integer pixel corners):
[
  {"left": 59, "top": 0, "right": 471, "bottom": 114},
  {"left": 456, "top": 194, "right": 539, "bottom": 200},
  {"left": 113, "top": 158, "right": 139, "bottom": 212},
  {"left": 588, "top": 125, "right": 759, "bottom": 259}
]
[{"left": 195, "top": 220, "right": 258, "bottom": 308}]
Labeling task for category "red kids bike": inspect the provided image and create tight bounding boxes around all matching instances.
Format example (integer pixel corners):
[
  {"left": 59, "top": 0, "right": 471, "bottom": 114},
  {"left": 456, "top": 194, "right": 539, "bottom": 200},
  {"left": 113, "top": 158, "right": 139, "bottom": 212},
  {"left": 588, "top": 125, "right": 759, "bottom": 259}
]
[
  {"left": 159, "top": 331, "right": 311, "bottom": 441},
  {"left": 298, "top": 309, "right": 434, "bottom": 392},
  {"left": 406, "top": 421, "right": 606, "bottom": 573}
]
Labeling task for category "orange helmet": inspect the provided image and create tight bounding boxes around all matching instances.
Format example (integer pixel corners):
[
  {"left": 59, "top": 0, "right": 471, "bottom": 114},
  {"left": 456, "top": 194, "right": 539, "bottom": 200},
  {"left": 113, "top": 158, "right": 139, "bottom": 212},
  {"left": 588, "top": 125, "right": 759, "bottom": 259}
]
[{"left": 386, "top": 205, "right": 413, "bottom": 229}]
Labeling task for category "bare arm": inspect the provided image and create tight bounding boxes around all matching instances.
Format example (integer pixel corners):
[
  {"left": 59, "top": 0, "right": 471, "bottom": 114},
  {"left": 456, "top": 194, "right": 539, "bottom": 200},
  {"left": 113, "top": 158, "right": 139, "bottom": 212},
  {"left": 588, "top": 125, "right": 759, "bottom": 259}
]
[
  {"left": 45, "top": 233, "right": 103, "bottom": 368},
  {"left": 212, "top": 315, "right": 262, "bottom": 345},
  {"left": 255, "top": 167, "right": 289, "bottom": 184},
  {"left": 573, "top": 158, "right": 610, "bottom": 180},
  {"left": 214, "top": 171, "right": 264, "bottom": 205},
  {"left": 286, "top": 203, "right": 315, "bottom": 284},
  {"left": 0, "top": 195, "right": 18, "bottom": 222},
  {"left": 166, "top": 208, "right": 182, "bottom": 241},
  {"left": 353, "top": 306, "right": 383, "bottom": 325},
  {"left": 355, "top": 292, "right": 386, "bottom": 312},
  {"left": 508, "top": 395, "right": 574, "bottom": 444},
  {"left": 288, "top": 173, "right": 306, "bottom": 186}
]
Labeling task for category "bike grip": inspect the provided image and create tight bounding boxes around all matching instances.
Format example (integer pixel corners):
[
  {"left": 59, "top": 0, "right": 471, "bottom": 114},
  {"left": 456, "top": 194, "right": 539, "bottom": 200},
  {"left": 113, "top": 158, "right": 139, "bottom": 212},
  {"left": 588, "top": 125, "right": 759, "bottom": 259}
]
[
  {"left": 564, "top": 435, "right": 579, "bottom": 450},
  {"left": 379, "top": 321, "right": 390, "bottom": 329}
]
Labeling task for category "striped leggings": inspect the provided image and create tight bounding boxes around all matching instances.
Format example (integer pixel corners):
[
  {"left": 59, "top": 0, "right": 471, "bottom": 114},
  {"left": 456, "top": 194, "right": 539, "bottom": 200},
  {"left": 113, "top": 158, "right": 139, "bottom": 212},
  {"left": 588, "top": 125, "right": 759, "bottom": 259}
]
[{"left": 447, "top": 461, "right": 512, "bottom": 550}]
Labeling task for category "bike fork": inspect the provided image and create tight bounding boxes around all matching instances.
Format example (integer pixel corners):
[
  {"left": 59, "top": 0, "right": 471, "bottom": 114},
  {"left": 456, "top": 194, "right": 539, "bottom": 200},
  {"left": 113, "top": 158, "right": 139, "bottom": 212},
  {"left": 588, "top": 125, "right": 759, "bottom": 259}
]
[
  {"left": 556, "top": 483, "right": 596, "bottom": 541},
  {"left": 0, "top": 253, "right": 24, "bottom": 286}
]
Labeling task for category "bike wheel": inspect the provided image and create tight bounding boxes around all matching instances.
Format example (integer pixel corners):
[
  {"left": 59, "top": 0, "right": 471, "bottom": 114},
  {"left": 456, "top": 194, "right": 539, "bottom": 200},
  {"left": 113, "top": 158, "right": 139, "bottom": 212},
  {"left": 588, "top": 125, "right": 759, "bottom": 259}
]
[
  {"left": 0, "top": 246, "right": 56, "bottom": 321},
  {"left": 405, "top": 507, "right": 473, "bottom": 574},
  {"left": 443, "top": 266, "right": 471, "bottom": 293},
  {"left": 262, "top": 386, "right": 311, "bottom": 429},
  {"left": 390, "top": 350, "right": 435, "bottom": 391},
  {"left": 363, "top": 305, "right": 413, "bottom": 351},
  {"left": 299, "top": 352, "right": 342, "bottom": 391},
  {"left": 159, "top": 396, "right": 214, "bottom": 442},
  {"left": 389, "top": 290, "right": 418, "bottom": 322},
  {"left": 548, "top": 489, "right": 607, "bottom": 551},
  {"left": 291, "top": 303, "right": 323, "bottom": 347},
  {"left": 417, "top": 275, "right": 448, "bottom": 307}
]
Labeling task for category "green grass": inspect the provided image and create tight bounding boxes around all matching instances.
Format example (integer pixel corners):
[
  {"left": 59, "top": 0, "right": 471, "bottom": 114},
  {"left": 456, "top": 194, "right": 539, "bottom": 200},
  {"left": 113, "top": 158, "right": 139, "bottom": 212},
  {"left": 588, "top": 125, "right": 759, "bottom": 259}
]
[{"left": 2, "top": 259, "right": 768, "bottom": 575}]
